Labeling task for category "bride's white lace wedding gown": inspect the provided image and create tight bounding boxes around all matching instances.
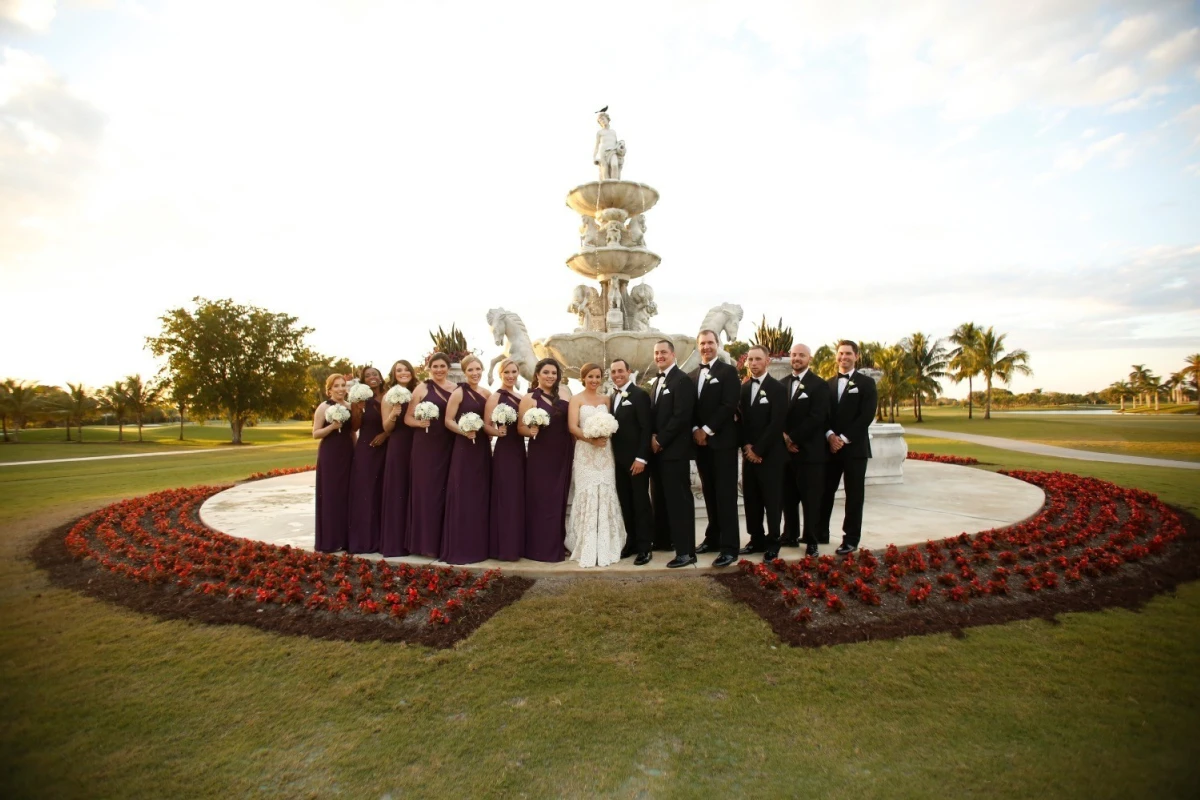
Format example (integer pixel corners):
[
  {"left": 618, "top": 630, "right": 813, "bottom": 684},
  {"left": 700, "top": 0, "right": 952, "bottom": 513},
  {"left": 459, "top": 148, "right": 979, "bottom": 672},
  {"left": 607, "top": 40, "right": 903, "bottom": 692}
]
[{"left": 565, "top": 404, "right": 626, "bottom": 567}]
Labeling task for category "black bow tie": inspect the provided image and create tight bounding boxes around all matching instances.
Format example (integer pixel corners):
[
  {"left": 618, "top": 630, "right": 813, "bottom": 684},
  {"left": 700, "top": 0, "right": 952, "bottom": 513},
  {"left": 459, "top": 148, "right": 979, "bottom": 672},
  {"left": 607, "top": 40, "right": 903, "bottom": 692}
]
[
  {"left": 839, "top": 373, "right": 853, "bottom": 380},
  {"left": 751, "top": 378, "right": 760, "bottom": 385}
]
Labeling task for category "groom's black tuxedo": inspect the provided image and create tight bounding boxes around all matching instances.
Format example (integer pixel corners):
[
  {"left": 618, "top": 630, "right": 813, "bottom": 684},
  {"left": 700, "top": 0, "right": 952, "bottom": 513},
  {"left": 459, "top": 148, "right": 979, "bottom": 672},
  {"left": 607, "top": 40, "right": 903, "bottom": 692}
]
[
  {"left": 820, "top": 370, "right": 877, "bottom": 548},
  {"left": 689, "top": 358, "right": 741, "bottom": 556},
  {"left": 610, "top": 383, "right": 653, "bottom": 554},
  {"left": 649, "top": 364, "right": 696, "bottom": 556},
  {"left": 738, "top": 373, "right": 787, "bottom": 550},
  {"left": 782, "top": 370, "right": 831, "bottom": 548}
]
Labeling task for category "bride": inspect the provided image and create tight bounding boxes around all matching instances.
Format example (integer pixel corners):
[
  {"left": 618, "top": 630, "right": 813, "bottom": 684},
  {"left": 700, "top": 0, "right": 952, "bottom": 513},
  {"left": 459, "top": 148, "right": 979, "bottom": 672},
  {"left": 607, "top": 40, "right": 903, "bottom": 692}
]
[{"left": 565, "top": 362, "right": 626, "bottom": 567}]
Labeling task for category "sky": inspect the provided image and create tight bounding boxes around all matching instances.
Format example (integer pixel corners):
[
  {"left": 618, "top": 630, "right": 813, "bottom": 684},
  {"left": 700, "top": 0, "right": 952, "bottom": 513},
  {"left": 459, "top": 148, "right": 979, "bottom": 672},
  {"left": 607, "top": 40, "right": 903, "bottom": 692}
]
[{"left": 2, "top": 0, "right": 1198, "bottom": 396}]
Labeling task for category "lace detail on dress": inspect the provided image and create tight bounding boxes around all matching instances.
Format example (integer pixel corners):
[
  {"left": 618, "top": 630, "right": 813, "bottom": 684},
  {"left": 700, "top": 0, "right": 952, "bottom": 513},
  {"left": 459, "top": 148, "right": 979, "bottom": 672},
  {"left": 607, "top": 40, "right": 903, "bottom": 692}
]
[{"left": 565, "top": 405, "right": 626, "bottom": 567}]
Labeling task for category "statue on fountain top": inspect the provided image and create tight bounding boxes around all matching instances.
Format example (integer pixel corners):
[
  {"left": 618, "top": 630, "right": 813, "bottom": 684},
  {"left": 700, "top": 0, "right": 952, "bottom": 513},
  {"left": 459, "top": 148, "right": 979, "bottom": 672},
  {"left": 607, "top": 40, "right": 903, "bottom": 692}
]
[
  {"left": 593, "top": 112, "right": 625, "bottom": 181},
  {"left": 627, "top": 283, "right": 658, "bottom": 332}
]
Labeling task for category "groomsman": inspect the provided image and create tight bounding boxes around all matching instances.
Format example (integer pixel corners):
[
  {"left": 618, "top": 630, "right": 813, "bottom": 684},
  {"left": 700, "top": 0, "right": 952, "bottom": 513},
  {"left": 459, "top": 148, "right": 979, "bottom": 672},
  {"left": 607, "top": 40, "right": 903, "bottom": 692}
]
[
  {"left": 737, "top": 345, "right": 788, "bottom": 561},
  {"left": 649, "top": 339, "right": 697, "bottom": 568},
  {"left": 608, "top": 359, "right": 654, "bottom": 566},
  {"left": 780, "top": 343, "right": 831, "bottom": 557},
  {"left": 689, "top": 329, "right": 741, "bottom": 568},
  {"left": 820, "top": 340, "right": 878, "bottom": 555}
]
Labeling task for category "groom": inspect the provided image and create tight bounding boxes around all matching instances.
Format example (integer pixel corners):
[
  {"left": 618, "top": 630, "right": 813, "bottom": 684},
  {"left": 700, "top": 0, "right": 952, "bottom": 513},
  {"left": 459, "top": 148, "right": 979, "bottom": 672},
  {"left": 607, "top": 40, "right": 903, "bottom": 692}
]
[
  {"left": 609, "top": 359, "right": 654, "bottom": 565},
  {"left": 649, "top": 339, "right": 697, "bottom": 568}
]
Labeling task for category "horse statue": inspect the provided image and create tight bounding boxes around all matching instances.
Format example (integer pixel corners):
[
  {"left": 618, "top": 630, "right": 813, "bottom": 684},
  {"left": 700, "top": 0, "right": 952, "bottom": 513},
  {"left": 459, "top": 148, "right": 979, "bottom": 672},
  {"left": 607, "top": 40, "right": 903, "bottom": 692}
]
[
  {"left": 485, "top": 307, "right": 539, "bottom": 384},
  {"left": 677, "top": 302, "right": 745, "bottom": 371}
]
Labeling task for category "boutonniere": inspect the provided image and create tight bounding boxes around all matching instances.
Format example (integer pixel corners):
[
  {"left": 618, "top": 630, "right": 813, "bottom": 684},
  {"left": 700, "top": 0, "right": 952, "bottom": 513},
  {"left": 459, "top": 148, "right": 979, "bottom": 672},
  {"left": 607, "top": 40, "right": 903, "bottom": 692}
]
[
  {"left": 619, "top": 390, "right": 629, "bottom": 399},
  {"left": 847, "top": 381, "right": 856, "bottom": 387}
]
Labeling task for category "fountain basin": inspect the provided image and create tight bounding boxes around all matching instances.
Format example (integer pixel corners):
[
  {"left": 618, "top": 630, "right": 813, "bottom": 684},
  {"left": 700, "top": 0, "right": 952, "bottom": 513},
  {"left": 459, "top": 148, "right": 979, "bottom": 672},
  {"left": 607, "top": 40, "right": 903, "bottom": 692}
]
[
  {"left": 566, "top": 181, "right": 659, "bottom": 219},
  {"left": 536, "top": 331, "right": 695, "bottom": 379},
  {"left": 566, "top": 248, "right": 661, "bottom": 281}
]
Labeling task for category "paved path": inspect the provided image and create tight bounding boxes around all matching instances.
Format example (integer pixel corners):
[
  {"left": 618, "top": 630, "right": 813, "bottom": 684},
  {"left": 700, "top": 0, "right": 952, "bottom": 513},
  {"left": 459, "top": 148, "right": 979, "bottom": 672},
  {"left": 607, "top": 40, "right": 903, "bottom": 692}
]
[
  {"left": 0, "top": 443, "right": 292, "bottom": 468},
  {"left": 917, "top": 428, "right": 1200, "bottom": 470}
]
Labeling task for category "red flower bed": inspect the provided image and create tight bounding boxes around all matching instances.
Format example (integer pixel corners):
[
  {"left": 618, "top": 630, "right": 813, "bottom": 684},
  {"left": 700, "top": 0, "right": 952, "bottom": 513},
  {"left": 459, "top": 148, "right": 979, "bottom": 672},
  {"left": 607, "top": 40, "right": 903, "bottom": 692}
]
[
  {"left": 245, "top": 465, "right": 315, "bottom": 481},
  {"left": 714, "top": 470, "right": 1199, "bottom": 647},
  {"left": 906, "top": 452, "right": 980, "bottom": 465},
  {"left": 52, "top": 479, "right": 530, "bottom": 647}
]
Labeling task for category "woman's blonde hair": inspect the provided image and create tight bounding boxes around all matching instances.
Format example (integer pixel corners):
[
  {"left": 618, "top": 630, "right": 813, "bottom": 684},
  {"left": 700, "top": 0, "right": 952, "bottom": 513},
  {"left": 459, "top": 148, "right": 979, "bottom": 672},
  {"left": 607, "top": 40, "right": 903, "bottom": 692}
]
[
  {"left": 579, "top": 362, "right": 603, "bottom": 381},
  {"left": 461, "top": 354, "right": 482, "bottom": 372}
]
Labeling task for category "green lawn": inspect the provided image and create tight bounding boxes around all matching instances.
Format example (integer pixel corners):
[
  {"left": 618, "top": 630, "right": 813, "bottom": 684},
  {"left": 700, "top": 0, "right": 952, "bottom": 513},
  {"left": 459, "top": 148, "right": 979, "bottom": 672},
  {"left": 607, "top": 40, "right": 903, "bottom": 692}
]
[
  {"left": 0, "top": 421, "right": 313, "bottom": 463},
  {"left": 1, "top": 420, "right": 1198, "bottom": 797}
]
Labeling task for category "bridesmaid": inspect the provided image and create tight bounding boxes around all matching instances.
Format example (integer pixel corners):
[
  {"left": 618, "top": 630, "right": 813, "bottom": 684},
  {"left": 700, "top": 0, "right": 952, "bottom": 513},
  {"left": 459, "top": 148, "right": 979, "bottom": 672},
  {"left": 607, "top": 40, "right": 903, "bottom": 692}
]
[
  {"left": 518, "top": 357, "right": 575, "bottom": 562},
  {"left": 313, "top": 373, "right": 354, "bottom": 553},
  {"left": 347, "top": 366, "right": 388, "bottom": 553},
  {"left": 440, "top": 355, "right": 495, "bottom": 564},
  {"left": 485, "top": 358, "right": 525, "bottom": 561},
  {"left": 404, "top": 352, "right": 457, "bottom": 557},
  {"left": 379, "top": 359, "right": 418, "bottom": 558}
]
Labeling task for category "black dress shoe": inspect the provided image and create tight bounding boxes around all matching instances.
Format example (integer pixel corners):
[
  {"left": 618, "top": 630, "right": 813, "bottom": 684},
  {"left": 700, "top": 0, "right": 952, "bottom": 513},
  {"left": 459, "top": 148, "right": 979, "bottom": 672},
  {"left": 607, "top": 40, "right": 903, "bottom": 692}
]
[
  {"left": 738, "top": 543, "right": 764, "bottom": 555},
  {"left": 779, "top": 538, "right": 800, "bottom": 548},
  {"left": 711, "top": 553, "right": 737, "bottom": 568},
  {"left": 805, "top": 544, "right": 819, "bottom": 557},
  {"left": 620, "top": 547, "right": 635, "bottom": 559},
  {"left": 695, "top": 541, "right": 716, "bottom": 555},
  {"left": 634, "top": 552, "right": 652, "bottom": 566},
  {"left": 763, "top": 550, "right": 779, "bottom": 562},
  {"left": 666, "top": 554, "right": 697, "bottom": 568},
  {"left": 835, "top": 543, "right": 857, "bottom": 556}
]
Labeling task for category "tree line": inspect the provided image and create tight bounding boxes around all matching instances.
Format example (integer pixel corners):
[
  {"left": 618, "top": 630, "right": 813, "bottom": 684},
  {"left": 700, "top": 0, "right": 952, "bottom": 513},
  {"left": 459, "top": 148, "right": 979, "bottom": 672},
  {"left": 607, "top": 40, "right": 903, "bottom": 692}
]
[{"left": 1105, "top": 357, "right": 1200, "bottom": 414}]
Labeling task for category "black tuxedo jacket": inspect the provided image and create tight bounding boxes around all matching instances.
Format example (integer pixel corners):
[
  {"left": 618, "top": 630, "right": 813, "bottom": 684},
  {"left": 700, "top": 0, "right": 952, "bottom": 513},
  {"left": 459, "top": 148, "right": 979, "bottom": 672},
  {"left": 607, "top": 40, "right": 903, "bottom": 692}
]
[
  {"left": 610, "top": 383, "right": 652, "bottom": 466},
  {"left": 827, "top": 370, "right": 877, "bottom": 458},
  {"left": 650, "top": 365, "right": 695, "bottom": 462},
  {"left": 688, "top": 359, "right": 739, "bottom": 450},
  {"left": 738, "top": 373, "right": 787, "bottom": 458},
  {"left": 784, "top": 371, "right": 831, "bottom": 464}
]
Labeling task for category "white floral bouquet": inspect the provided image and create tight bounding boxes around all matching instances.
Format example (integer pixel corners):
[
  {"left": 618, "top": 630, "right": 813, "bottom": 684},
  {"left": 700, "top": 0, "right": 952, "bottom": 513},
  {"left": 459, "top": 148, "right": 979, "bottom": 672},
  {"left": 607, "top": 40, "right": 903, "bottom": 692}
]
[
  {"left": 582, "top": 412, "right": 619, "bottom": 439},
  {"left": 324, "top": 403, "right": 350, "bottom": 431},
  {"left": 491, "top": 404, "right": 517, "bottom": 426},
  {"left": 347, "top": 382, "right": 373, "bottom": 403},
  {"left": 413, "top": 401, "right": 440, "bottom": 433},
  {"left": 458, "top": 412, "right": 484, "bottom": 443},
  {"left": 523, "top": 408, "right": 551, "bottom": 428},
  {"left": 384, "top": 385, "right": 412, "bottom": 405}
]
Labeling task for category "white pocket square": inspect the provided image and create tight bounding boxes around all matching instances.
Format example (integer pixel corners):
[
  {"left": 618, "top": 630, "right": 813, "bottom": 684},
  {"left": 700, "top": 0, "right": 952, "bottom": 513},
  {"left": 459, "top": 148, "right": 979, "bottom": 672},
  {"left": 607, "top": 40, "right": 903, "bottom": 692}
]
[
  {"left": 621, "top": 400, "right": 632, "bottom": 407},
  {"left": 662, "top": 389, "right": 671, "bottom": 396},
  {"left": 848, "top": 387, "right": 859, "bottom": 394},
  {"left": 759, "top": 397, "right": 769, "bottom": 404},
  {"left": 799, "top": 392, "right": 809, "bottom": 399}
]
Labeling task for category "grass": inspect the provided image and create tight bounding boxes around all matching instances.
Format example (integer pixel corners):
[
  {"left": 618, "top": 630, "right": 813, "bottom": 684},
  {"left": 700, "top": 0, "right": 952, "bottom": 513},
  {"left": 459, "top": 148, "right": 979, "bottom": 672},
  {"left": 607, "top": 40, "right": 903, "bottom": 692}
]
[
  {"left": 913, "top": 407, "right": 1200, "bottom": 462},
  {"left": 1, "top": 418, "right": 1199, "bottom": 797},
  {"left": 0, "top": 421, "right": 313, "bottom": 463}
]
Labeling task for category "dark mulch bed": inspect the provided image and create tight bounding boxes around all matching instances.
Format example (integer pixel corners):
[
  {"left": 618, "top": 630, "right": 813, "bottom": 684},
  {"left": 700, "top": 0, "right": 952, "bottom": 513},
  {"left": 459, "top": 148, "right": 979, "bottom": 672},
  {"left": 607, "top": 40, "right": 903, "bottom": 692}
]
[
  {"left": 712, "top": 505, "right": 1200, "bottom": 648},
  {"left": 31, "top": 523, "right": 534, "bottom": 649}
]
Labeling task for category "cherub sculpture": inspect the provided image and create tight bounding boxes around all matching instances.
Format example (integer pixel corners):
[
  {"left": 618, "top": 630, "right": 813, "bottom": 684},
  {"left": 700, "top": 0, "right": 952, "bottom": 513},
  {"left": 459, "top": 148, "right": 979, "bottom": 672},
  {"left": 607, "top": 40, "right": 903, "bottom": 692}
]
[
  {"left": 627, "top": 283, "right": 659, "bottom": 332},
  {"left": 567, "top": 285, "right": 605, "bottom": 332}
]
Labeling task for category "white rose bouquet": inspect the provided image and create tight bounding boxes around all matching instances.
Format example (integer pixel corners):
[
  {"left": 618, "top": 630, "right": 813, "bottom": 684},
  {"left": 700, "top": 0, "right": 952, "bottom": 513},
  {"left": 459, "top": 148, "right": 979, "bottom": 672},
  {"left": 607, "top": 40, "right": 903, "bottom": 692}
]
[
  {"left": 582, "top": 412, "right": 619, "bottom": 439},
  {"left": 523, "top": 408, "right": 551, "bottom": 428},
  {"left": 491, "top": 404, "right": 517, "bottom": 427},
  {"left": 384, "top": 385, "right": 412, "bottom": 405},
  {"left": 324, "top": 403, "right": 350, "bottom": 432},
  {"left": 458, "top": 412, "right": 484, "bottom": 443},
  {"left": 413, "top": 401, "right": 440, "bottom": 433},
  {"left": 347, "top": 382, "right": 373, "bottom": 403}
]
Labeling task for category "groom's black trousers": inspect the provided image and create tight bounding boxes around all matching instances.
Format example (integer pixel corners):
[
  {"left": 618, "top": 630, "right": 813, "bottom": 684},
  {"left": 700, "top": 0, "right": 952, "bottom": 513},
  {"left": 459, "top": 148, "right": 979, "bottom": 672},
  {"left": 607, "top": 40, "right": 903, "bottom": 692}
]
[
  {"left": 696, "top": 445, "right": 741, "bottom": 556},
  {"left": 614, "top": 459, "right": 653, "bottom": 554}
]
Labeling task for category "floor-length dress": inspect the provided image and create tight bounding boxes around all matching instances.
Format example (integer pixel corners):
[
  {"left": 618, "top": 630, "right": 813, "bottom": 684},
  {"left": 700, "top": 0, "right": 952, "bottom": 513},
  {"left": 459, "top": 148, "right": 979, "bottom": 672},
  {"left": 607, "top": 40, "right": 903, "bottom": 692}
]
[
  {"left": 315, "top": 400, "right": 353, "bottom": 552},
  {"left": 348, "top": 396, "right": 387, "bottom": 553},
  {"left": 524, "top": 388, "right": 574, "bottom": 562},
  {"left": 489, "top": 389, "right": 525, "bottom": 561},
  {"left": 379, "top": 399, "right": 414, "bottom": 557},
  {"left": 441, "top": 385, "right": 491, "bottom": 564},
  {"left": 406, "top": 380, "right": 454, "bottom": 557},
  {"left": 565, "top": 404, "right": 626, "bottom": 567}
]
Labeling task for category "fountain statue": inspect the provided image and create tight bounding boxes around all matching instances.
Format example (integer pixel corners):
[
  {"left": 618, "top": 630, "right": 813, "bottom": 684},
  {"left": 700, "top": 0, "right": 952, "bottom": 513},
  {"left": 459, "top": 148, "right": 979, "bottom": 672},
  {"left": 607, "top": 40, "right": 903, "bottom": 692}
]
[{"left": 485, "top": 110, "right": 743, "bottom": 379}]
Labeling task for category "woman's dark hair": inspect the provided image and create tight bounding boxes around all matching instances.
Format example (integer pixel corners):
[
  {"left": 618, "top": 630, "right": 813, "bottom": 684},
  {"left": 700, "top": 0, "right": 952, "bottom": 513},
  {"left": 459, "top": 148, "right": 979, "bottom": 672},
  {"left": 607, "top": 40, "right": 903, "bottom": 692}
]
[
  {"left": 387, "top": 359, "right": 419, "bottom": 392},
  {"left": 532, "top": 357, "right": 562, "bottom": 411},
  {"left": 427, "top": 351, "right": 451, "bottom": 369}
]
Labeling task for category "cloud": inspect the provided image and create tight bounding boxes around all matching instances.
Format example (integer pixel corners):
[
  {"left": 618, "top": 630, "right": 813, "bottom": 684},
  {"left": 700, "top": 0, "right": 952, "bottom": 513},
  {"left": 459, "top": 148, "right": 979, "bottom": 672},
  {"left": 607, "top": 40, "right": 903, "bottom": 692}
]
[
  {"left": 1105, "top": 84, "right": 1171, "bottom": 114},
  {"left": 1053, "top": 132, "right": 1126, "bottom": 171},
  {"left": 1147, "top": 27, "right": 1200, "bottom": 70},
  {"left": 1101, "top": 13, "right": 1160, "bottom": 52},
  {"left": 0, "top": 0, "right": 56, "bottom": 33}
]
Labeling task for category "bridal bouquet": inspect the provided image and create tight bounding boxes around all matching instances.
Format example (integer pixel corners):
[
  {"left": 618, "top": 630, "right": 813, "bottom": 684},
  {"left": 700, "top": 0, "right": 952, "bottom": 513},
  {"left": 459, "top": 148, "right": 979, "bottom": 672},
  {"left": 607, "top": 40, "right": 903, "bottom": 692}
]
[
  {"left": 413, "top": 401, "right": 440, "bottom": 432},
  {"left": 523, "top": 408, "right": 550, "bottom": 428},
  {"left": 491, "top": 404, "right": 517, "bottom": 426},
  {"left": 458, "top": 412, "right": 484, "bottom": 443},
  {"left": 582, "top": 412, "right": 619, "bottom": 439},
  {"left": 384, "top": 385, "right": 412, "bottom": 405},
  {"left": 324, "top": 403, "right": 350, "bottom": 431},
  {"left": 347, "top": 382, "right": 374, "bottom": 403}
]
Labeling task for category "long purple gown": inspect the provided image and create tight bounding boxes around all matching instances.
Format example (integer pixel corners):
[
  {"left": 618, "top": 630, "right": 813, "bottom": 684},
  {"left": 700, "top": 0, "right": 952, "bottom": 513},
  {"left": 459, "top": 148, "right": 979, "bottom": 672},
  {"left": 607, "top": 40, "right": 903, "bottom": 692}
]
[
  {"left": 406, "top": 380, "right": 454, "bottom": 557},
  {"left": 524, "top": 388, "right": 574, "bottom": 562},
  {"left": 489, "top": 389, "right": 525, "bottom": 561},
  {"left": 315, "top": 400, "right": 353, "bottom": 552},
  {"left": 379, "top": 399, "right": 414, "bottom": 557},
  {"left": 440, "top": 385, "right": 491, "bottom": 564},
  {"left": 347, "top": 396, "right": 387, "bottom": 553}
]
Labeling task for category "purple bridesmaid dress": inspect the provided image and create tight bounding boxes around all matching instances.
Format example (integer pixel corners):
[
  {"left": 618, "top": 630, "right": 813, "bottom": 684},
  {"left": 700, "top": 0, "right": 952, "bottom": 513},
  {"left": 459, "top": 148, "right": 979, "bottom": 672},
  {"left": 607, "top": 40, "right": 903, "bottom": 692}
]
[
  {"left": 379, "top": 399, "right": 414, "bottom": 557},
  {"left": 348, "top": 396, "right": 387, "bottom": 553},
  {"left": 440, "top": 384, "right": 492, "bottom": 564},
  {"left": 489, "top": 389, "right": 525, "bottom": 561},
  {"left": 524, "top": 388, "right": 574, "bottom": 562},
  {"left": 405, "top": 380, "right": 454, "bottom": 557},
  {"left": 315, "top": 400, "right": 353, "bottom": 552}
]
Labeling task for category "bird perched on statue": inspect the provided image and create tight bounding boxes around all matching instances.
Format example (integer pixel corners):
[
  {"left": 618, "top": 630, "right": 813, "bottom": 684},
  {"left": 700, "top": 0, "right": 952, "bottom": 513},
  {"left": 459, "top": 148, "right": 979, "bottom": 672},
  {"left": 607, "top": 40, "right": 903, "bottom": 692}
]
[{"left": 595, "top": 105, "right": 608, "bottom": 113}]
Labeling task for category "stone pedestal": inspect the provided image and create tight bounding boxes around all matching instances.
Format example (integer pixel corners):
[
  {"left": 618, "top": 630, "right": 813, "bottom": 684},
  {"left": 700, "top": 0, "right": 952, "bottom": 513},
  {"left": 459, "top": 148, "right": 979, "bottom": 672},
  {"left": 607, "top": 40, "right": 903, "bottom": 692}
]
[
  {"left": 446, "top": 363, "right": 465, "bottom": 384},
  {"left": 767, "top": 358, "right": 791, "bottom": 381},
  {"left": 865, "top": 422, "right": 906, "bottom": 485}
]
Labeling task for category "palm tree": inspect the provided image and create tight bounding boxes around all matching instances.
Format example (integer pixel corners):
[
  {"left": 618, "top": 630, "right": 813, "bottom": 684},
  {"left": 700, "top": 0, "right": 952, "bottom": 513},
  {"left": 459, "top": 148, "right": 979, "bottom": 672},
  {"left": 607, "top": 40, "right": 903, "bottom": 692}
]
[
  {"left": 162, "top": 379, "right": 192, "bottom": 441},
  {"left": 1184, "top": 354, "right": 1200, "bottom": 415},
  {"left": 1128, "top": 364, "right": 1154, "bottom": 408},
  {"left": 977, "top": 327, "right": 1032, "bottom": 419},
  {"left": 811, "top": 344, "right": 837, "bottom": 379},
  {"left": 0, "top": 380, "right": 41, "bottom": 442},
  {"left": 64, "top": 383, "right": 95, "bottom": 442},
  {"left": 948, "top": 322, "right": 983, "bottom": 420},
  {"left": 875, "top": 344, "right": 909, "bottom": 423},
  {"left": 1107, "top": 380, "right": 1132, "bottom": 412},
  {"left": 900, "top": 332, "right": 948, "bottom": 423},
  {"left": 0, "top": 379, "right": 12, "bottom": 442},
  {"left": 124, "top": 374, "right": 164, "bottom": 442},
  {"left": 99, "top": 380, "right": 129, "bottom": 442}
]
